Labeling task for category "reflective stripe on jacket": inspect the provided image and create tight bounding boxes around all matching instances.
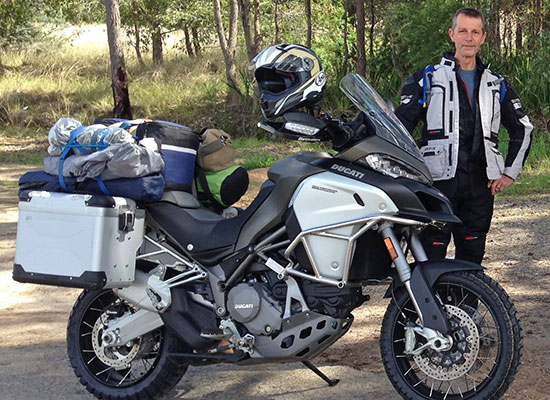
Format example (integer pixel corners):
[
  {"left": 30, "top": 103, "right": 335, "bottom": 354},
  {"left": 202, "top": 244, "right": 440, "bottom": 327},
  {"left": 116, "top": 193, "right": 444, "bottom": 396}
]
[{"left": 395, "top": 53, "right": 532, "bottom": 181}]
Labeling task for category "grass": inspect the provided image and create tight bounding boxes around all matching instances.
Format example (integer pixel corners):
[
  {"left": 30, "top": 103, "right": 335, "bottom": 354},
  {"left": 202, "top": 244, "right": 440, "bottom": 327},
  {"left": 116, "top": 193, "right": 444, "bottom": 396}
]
[
  {"left": 503, "top": 167, "right": 550, "bottom": 196},
  {"left": 497, "top": 129, "right": 550, "bottom": 196},
  {"left": 234, "top": 137, "right": 331, "bottom": 170},
  {"left": 0, "top": 26, "right": 256, "bottom": 135},
  {"left": 0, "top": 149, "right": 44, "bottom": 165}
]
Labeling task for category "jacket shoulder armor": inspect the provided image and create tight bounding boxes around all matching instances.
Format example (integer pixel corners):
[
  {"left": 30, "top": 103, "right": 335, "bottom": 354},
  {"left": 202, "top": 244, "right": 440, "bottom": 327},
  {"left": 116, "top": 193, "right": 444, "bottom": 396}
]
[{"left": 483, "top": 68, "right": 507, "bottom": 103}]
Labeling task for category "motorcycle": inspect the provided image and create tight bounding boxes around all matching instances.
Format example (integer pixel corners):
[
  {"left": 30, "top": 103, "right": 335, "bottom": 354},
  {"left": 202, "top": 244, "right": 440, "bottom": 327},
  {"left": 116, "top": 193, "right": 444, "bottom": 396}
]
[{"left": 14, "top": 73, "right": 521, "bottom": 399}]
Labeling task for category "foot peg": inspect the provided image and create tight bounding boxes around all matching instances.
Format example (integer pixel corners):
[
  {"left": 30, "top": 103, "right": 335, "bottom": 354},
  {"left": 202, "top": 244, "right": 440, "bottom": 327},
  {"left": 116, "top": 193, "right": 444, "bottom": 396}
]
[
  {"left": 302, "top": 360, "right": 339, "bottom": 387},
  {"left": 200, "top": 329, "right": 230, "bottom": 341}
]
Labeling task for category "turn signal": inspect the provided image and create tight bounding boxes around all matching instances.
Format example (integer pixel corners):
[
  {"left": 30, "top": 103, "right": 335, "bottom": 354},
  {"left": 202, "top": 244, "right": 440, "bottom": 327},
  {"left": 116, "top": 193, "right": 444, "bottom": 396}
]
[{"left": 384, "top": 237, "right": 398, "bottom": 260}]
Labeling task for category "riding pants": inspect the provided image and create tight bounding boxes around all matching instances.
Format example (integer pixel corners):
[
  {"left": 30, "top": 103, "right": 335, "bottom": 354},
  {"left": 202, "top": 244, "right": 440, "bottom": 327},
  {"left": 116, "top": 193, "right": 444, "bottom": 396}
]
[{"left": 421, "top": 168, "right": 494, "bottom": 265}]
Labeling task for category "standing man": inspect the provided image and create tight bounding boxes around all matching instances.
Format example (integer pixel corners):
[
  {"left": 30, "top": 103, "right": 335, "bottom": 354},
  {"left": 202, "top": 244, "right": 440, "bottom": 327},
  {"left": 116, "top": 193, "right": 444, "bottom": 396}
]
[{"left": 395, "top": 7, "right": 532, "bottom": 264}]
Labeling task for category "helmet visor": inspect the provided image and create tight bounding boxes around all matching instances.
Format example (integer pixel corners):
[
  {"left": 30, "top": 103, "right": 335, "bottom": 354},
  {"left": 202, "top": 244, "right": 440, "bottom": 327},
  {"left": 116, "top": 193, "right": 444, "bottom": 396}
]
[
  {"left": 250, "top": 45, "right": 313, "bottom": 73},
  {"left": 254, "top": 68, "right": 294, "bottom": 93}
]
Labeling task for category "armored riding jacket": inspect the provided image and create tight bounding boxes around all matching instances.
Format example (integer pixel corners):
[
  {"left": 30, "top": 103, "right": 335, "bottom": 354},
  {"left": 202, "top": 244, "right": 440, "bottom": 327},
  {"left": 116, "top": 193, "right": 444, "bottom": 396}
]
[{"left": 395, "top": 52, "right": 532, "bottom": 181}]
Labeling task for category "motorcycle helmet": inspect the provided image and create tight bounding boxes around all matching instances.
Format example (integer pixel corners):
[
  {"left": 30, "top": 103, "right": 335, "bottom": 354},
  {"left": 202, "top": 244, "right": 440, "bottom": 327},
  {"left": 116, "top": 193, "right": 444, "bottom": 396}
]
[{"left": 250, "top": 44, "right": 326, "bottom": 119}]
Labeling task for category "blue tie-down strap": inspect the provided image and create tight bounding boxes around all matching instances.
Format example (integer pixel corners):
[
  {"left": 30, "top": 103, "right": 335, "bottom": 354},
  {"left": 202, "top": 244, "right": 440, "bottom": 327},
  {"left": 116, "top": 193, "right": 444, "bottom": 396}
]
[
  {"left": 56, "top": 126, "right": 109, "bottom": 192},
  {"left": 57, "top": 127, "right": 82, "bottom": 191},
  {"left": 96, "top": 176, "right": 112, "bottom": 196},
  {"left": 19, "top": 171, "right": 165, "bottom": 202},
  {"left": 93, "top": 118, "right": 134, "bottom": 129}
]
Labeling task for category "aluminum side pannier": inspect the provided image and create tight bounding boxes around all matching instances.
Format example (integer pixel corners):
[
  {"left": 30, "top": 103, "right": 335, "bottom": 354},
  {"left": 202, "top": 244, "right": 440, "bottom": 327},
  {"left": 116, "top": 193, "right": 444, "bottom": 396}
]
[{"left": 13, "top": 191, "right": 145, "bottom": 289}]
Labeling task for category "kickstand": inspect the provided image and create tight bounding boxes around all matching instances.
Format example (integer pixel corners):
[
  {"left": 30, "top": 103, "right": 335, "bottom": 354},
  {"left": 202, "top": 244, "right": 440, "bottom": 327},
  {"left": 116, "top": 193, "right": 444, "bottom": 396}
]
[{"left": 302, "top": 360, "right": 340, "bottom": 387}]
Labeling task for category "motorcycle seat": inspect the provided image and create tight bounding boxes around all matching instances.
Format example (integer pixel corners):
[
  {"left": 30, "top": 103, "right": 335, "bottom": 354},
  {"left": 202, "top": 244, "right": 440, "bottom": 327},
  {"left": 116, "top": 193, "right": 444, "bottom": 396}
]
[
  {"left": 160, "top": 191, "right": 201, "bottom": 208},
  {"left": 146, "top": 182, "right": 274, "bottom": 265}
]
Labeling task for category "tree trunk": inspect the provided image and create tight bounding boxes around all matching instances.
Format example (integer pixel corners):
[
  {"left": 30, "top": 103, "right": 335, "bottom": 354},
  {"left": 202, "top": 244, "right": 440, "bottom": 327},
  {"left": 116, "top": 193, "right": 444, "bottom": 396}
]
[
  {"left": 532, "top": 0, "right": 542, "bottom": 46},
  {"left": 253, "top": 0, "right": 261, "bottom": 53},
  {"left": 183, "top": 26, "right": 194, "bottom": 57},
  {"left": 238, "top": 0, "right": 256, "bottom": 60},
  {"left": 105, "top": 0, "right": 132, "bottom": 119},
  {"left": 213, "top": 0, "right": 240, "bottom": 104},
  {"left": 534, "top": 0, "right": 540, "bottom": 35},
  {"left": 391, "top": 36, "right": 404, "bottom": 81},
  {"left": 355, "top": 0, "right": 366, "bottom": 76},
  {"left": 502, "top": 14, "right": 510, "bottom": 58},
  {"left": 305, "top": 0, "right": 312, "bottom": 48},
  {"left": 133, "top": 21, "right": 146, "bottom": 67},
  {"left": 192, "top": 27, "right": 201, "bottom": 55},
  {"left": 342, "top": 2, "right": 349, "bottom": 75},
  {"left": 488, "top": 0, "right": 501, "bottom": 55},
  {"left": 152, "top": 27, "right": 163, "bottom": 65},
  {"left": 515, "top": 19, "right": 522, "bottom": 52},
  {"left": 506, "top": 15, "right": 513, "bottom": 58},
  {"left": 368, "top": 0, "right": 375, "bottom": 57},
  {"left": 274, "top": 0, "right": 281, "bottom": 43}
]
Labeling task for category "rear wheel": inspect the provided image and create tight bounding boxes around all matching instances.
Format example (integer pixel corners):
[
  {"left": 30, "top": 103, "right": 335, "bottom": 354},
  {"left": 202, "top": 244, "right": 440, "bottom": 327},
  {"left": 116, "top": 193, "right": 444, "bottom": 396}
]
[
  {"left": 380, "top": 271, "right": 521, "bottom": 399},
  {"left": 67, "top": 289, "right": 188, "bottom": 400}
]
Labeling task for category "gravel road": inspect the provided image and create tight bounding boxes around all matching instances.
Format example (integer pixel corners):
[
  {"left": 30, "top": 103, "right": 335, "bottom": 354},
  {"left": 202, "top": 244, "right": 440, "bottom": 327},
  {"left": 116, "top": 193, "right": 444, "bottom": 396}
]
[{"left": 1, "top": 165, "right": 549, "bottom": 400}]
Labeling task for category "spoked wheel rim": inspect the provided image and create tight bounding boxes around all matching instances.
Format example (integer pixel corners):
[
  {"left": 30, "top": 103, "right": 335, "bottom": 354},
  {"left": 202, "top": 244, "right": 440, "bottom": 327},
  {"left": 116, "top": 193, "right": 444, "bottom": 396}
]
[
  {"left": 77, "top": 290, "right": 164, "bottom": 388},
  {"left": 391, "top": 280, "right": 502, "bottom": 399}
]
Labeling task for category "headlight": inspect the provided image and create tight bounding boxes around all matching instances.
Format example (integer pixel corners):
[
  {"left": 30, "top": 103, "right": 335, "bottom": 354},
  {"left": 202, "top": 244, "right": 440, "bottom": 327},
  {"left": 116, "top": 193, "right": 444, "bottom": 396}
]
[
  {"left": 363, "top": 153, "right": 431, "bottom": 184},
  {"left": 284, "top": 122, "right": 320, "bottom": 136}
]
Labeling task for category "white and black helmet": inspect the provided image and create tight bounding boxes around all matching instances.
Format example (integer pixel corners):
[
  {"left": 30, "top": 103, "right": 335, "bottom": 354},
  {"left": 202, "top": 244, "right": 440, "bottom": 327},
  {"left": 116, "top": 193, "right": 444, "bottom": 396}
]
[{"left": 250, "top": 44, "right": 326, "bottom": 119}]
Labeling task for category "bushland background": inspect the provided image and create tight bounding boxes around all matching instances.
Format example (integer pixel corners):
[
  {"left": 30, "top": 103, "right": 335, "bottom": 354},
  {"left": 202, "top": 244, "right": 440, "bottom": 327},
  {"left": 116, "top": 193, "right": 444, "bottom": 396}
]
[
  {"left": 0, "top": 0, "right": 549, "bottom": 193},
  {"left": 1, "top": 1, "right": 550, "bottom": 399}
]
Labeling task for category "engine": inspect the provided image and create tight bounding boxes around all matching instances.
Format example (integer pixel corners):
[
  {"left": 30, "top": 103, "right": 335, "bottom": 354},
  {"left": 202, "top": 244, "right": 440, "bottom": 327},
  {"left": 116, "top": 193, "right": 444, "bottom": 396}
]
[
  {"left": 226, "top": 264, "right": 367, "bottom": 339},
  {"left": 270, "top": 277, "right": 367, "bottom": 318},
  {"left": 300, "top": 279, "right": 368, "bottom": 318},
  {"left": 226, "top": 282, "right": 283, "bottom": 336}
]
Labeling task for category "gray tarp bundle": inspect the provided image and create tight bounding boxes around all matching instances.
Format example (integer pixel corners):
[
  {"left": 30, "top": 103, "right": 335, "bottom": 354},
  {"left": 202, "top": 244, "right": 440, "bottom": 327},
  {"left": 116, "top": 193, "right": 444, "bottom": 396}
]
[
  {"left": 47, "top": 117, "right": 134, "bottom": 156},
  {"left": 45, "top": 118, "right": 164, "bottom": 181}
]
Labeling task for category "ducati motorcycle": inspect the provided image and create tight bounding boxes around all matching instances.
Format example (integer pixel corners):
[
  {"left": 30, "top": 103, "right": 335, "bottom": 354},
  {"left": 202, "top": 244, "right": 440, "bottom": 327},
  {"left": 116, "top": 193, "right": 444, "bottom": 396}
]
[{"left": 19, "top": 74, "right": 522, "bottom": 399}]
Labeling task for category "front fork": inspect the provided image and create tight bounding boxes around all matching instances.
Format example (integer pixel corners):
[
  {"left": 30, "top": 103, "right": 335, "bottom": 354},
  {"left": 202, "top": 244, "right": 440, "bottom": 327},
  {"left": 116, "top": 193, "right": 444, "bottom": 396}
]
[{"left": 379, "top": 223, "right": 451, "bottom": 334}]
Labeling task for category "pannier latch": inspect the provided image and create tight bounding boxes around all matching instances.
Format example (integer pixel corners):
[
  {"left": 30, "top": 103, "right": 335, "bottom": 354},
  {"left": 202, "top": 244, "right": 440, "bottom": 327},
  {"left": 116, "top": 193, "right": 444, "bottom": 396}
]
[{"left": 118, "top": 211, "right": 135, "bottom": 232}]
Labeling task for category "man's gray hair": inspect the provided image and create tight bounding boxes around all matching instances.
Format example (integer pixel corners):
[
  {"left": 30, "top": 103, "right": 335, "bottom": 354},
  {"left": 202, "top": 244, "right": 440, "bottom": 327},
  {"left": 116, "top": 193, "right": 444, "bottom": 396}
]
[{"left": 452, "top": 7, "right": 486, "bottom": 31}]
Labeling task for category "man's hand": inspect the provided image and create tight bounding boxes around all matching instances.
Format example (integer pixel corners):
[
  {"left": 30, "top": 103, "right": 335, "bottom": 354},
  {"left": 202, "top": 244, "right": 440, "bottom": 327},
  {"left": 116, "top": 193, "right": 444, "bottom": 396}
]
[{"left": 488, "top": 175, "right": 514, "bottom": 195}]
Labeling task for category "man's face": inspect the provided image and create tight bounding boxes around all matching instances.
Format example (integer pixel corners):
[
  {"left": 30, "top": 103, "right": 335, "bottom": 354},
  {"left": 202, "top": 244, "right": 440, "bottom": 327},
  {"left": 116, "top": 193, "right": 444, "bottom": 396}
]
[{"left": 449, "top": 14, "right": 487, "bottom": 58}]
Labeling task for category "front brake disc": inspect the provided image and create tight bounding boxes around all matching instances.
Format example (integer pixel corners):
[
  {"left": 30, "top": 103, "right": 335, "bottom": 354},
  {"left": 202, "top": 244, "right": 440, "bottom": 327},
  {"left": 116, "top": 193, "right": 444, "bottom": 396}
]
[{"left": 413, "top": 305, "right": 480, "bottom": 380}]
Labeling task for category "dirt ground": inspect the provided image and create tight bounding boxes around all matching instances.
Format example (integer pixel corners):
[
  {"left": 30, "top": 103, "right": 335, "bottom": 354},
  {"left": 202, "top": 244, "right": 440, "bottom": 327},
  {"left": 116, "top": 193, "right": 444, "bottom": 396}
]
[{"left": 1, "top": 164, "right": 549, "bottom": 399}]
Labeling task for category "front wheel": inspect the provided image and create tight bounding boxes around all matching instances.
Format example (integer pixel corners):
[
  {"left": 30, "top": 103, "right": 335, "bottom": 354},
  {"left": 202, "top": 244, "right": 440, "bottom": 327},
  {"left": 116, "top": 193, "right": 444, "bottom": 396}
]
[
  {"left": 67, "top": 289, "right": 188, "bottom": 400},
  {"left": 380, "top": 271, "right": 521, "bottom": 399}
]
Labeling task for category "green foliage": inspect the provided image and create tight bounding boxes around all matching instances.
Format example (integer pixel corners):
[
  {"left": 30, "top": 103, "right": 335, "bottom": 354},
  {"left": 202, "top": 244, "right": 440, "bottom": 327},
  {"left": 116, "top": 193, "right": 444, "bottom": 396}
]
[
  {"left": 42, "top": 0, "right": 105, "bottom": 24},
  {"left": 0, "top": 0, "right": 38, "bottom": 47},
  {"left": 0, "top": 0, "right": 549, "bottom": 197},
  {"left": 384, "top": 0, "right": 458, "bottom": 70},
  {"left": 116, "top": 0, "right": 214, "bottom": 65},
  {"left": 486, "top": 31, "right": 550, "bottom": 123},
  {"left": 373, "top": 0, "right": 461, "bottom": 99}
]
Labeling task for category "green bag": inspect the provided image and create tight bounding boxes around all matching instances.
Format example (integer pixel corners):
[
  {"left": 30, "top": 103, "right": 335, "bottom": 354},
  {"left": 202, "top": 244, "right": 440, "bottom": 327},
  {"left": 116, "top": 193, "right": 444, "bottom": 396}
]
[{"left": 196, "top": 165, "right": 249, "bottom": 209}]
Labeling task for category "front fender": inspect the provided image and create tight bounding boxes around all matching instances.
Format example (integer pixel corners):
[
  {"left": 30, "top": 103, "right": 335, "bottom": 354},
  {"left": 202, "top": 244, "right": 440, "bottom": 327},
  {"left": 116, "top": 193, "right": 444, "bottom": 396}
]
[
  {"left": 414, "top": 259, "right": 484, "bottom": 286},
  {"left": 384, "top": 259, "right": 484, "bottom": 333}
]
